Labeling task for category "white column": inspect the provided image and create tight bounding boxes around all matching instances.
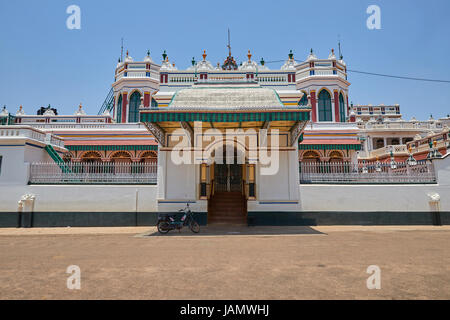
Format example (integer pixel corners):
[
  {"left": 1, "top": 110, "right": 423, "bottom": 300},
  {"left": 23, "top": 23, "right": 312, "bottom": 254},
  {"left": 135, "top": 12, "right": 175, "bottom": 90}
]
[
  {"left": 288, "top": 144, "right": 300, "bottom": 201},
  {"left": 156, "top": 146, "right": 166, "bottom": 200}
]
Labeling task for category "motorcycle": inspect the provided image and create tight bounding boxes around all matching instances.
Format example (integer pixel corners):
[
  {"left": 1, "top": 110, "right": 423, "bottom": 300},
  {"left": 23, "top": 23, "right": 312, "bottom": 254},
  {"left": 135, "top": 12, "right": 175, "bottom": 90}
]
[{"left": 157, "top": 203, "right": 200, "bottom": 234}]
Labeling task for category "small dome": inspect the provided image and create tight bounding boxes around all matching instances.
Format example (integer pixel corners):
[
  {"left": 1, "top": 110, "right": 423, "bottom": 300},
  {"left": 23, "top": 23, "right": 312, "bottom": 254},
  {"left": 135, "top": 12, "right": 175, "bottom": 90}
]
[
  {"left": 160, "top": 58, "right": 178, "bottom": 71},
  {"left": 43, "top": 108, "right": 56, "bottom": 116},
  {"left": 0, "top": 106, "right": 8, "bottom": 116},
  {"left": 196, "top": 59, "right": 214, "bottom": 71},
  {"left": 16, "top": 105, "right": 25, "bottom": 116},
  {"left": 281, "top": 50, "right": 297, "bottom": 70},
  {"left": 306, "top": 49, "right": 318, "bottom": 61},
  {"left": 74, "top": 103, "right": 86, "bottom": 116},
  {"left": 196, "top": 50, "right": 214, "bottom": 71},
  {"left": 144, "top": 50, "right": 153, "bottom": 63},
  {"left": 328, "top": 49, "right": 336, "bottom": 60}
]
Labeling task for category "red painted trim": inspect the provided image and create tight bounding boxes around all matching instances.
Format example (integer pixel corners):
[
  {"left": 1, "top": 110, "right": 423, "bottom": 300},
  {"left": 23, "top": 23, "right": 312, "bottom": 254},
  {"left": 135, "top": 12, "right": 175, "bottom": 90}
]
[
  {"left": 122, "top": 93, "right": 128, "bottom": 123},
  {"left": 334, "top": 91, "right": 340, "bottom": 123},
  {"left": 310, "top": 91, "right": 317, "bottom": 122},
  {"left": 144, "top": 93, "right": 150, "bottom": 108}
]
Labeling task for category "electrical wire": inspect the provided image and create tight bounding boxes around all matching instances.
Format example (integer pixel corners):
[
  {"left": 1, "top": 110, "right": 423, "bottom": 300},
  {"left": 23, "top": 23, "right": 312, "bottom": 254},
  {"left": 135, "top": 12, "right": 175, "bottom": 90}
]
[{"left": 263, "top": 59, "right": 450, "bottom": 83}]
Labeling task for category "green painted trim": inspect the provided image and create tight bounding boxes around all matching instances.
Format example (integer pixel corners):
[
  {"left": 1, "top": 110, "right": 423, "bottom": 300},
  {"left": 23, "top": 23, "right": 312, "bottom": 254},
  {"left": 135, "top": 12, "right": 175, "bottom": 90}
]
[
  {"left": 66, "top": 145, "right": 158, "bottom": 151},
  {"left": 298, "top": 143, "right": 361, "bottom": 151},
  {"left": 141, "top": 111, "right": 310, "bottom": 123}
]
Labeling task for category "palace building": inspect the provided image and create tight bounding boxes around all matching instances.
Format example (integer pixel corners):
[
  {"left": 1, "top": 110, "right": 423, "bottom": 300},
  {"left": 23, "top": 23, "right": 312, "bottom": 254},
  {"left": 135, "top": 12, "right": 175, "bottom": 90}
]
[{"left": 0, "top": 46, "right": 449, "bottom": 227}]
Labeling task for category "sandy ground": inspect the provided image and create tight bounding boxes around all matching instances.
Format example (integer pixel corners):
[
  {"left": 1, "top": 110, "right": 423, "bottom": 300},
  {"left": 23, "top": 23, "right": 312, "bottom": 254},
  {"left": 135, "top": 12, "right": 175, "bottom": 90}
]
[{"left": 0, "top": 226, "right": 449, "bottom": 300}]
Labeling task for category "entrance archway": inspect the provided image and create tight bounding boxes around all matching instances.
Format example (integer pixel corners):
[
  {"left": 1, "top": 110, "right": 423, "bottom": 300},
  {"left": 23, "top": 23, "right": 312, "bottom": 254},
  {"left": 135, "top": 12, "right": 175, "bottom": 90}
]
[
  {"left": 213, "top": 145, "right": 244, "bottom": 193},
  {"left": 207, "top": 144, "right": 247, "bottom": 225}
]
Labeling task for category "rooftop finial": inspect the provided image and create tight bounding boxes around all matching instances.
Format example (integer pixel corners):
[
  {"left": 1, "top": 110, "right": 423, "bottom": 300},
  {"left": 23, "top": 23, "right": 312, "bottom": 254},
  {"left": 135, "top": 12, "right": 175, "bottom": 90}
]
[
  {"left": 260, "top": 57, "right": 265, "bottom": 66},
  {"left": 227, "top": 28, "right": 232, "bottom": 57},
  {"left": 289, "top": 50, "right": 294, "bottom": 60},
  {"left": 162, "top": 50, "right": 167, "bottom": 61},
  {"left": 126, "top": 50, "right": 129, "bottom": 57},
  {"left": 147, "top": 49, "right": 150, "bottom": 56},
  {"left": 202, "top": 50, "right": 207, "bottom": 61},
  {"left": 247, "top": 50, "right": 252, "bottom": 62},
  {"left": 191, "top": 57, "right": 196, "bottom": 66}
]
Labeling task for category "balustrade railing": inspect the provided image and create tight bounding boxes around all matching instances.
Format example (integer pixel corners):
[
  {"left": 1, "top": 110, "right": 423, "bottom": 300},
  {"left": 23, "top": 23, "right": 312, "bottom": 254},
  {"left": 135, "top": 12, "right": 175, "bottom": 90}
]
[
  {"left": 299, "top": 160, "right": 436, "bottom": 184},
  {"left": 29, "top": 162, "right": 158, "bottom": 184}
]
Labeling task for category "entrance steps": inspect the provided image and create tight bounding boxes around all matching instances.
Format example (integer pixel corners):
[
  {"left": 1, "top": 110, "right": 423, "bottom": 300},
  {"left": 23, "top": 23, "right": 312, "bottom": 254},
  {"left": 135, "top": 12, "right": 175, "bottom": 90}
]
[{"left": 208, "top": 192, "right": 247, "bottom": 225}]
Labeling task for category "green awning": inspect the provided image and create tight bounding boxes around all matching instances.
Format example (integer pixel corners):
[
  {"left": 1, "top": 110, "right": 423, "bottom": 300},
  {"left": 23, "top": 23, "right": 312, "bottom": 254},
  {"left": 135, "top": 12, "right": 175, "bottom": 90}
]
[
  {"left": 140, "top": 111, "right": 309, "bottom": 123},
  {"left": 66, "top": 145, "right": 158, "bottom": 151},
  {"left": 299, "top": 144, "right": 361, "bottom": 151}
]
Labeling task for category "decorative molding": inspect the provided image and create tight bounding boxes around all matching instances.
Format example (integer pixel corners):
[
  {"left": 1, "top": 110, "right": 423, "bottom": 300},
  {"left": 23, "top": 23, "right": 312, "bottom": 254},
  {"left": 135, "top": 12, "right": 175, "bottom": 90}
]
[
  {"left": 290, "top": 121, "right": 308, "bottom": 147},
  {"left": 143, "top": 122, "right": 166, "bottom": 147},
  {"left": 180, "top": 121, "right": 194, "bottom": 146}
]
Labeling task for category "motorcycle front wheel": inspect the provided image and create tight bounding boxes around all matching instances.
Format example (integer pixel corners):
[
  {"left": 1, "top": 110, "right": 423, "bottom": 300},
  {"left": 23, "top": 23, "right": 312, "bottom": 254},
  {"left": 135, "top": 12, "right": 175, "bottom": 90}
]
[
  {"left": 189, "top": 221, "right": 200, "bottom": 233},
  {"left": 157, "top": 221, "right": 171, "bottom": 234}
]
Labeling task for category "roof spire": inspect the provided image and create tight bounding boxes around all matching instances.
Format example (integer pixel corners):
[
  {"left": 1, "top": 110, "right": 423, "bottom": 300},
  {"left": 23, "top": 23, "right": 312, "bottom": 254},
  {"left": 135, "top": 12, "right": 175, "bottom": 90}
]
[
  {"left": 162, "top": 50, "right": 167, "bottom": 61},
  {"left": 120, "top": 38, "right": 124, "bottom": 62},
  {"left": 247, "top": 50, "right": 252, "bottom": 62},
  {"left": 289, "top": 50, "right": 294, "bottom": 60},
  {"left": 202, "top": 50, "right": 207, "bottom": 61},
  {"left": 227, "top": 28, "right": 232, "bottom": 57}
]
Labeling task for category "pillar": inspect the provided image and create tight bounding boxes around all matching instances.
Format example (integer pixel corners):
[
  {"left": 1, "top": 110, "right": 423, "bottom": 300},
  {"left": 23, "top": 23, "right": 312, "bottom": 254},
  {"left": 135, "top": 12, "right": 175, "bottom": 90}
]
[
  {"left": 310, "top": 90, "right": 317, "bottom": 122},
  {"left": 122, "top": 92, "right": 128, "bottom": 123},
  {"left": 156, "top": 145, "right": 166, "bottom": 200},
  {"left": 144, "top": 92, "right": 150, "bottom": 108},
  {"left": 334, "top": 90, "right": 340, "bottom": 123}
]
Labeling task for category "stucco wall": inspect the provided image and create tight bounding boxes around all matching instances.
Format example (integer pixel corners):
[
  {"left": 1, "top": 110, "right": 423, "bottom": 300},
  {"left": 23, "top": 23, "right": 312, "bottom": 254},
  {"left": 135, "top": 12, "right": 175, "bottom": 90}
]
[
  {"left": 0, "top": 185, "right": 158, "bottom": 213},
  {"left": 300, "top": 154, "right": 450, "bottom": 212}
]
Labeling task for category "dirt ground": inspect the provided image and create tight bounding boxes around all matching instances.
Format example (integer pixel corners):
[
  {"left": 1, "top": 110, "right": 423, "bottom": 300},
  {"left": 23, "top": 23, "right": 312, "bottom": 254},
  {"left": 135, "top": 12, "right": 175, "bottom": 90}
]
[{"left": 0, "top": 226, "right": 449, "bottom": 300}]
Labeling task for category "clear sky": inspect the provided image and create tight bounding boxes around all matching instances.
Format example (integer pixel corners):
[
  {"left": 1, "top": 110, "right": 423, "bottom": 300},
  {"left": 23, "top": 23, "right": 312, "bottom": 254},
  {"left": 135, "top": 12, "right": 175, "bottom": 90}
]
[{"left": 1, "top": 0, "right": 449, "bottom": 119}]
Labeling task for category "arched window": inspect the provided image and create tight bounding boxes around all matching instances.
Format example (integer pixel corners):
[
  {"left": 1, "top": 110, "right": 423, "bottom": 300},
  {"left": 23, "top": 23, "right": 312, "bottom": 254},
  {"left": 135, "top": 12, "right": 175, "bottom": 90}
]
[
  {"left": 299, "top": 93, "right": 308, "bottom": 106},
  {"left": 339, "top": 93, "right": 346, "bottom": 122},
  {"left": 302, "top": 151, "right": 320, "bottom": 163},
  {"left": 128, "top": 91, "right": 141, "bottom": 123},
  {"left": 318, "top": 90, "right": 332, "bottom": 122},
  {"left": 81, "top": 151, "right": 102, "bottom": 163},
  {"left": 116, "top": 95, "right": 122, "bottom": 123},
  {"left": 329, "top": 151, "right": 343, "bottom": 162}
]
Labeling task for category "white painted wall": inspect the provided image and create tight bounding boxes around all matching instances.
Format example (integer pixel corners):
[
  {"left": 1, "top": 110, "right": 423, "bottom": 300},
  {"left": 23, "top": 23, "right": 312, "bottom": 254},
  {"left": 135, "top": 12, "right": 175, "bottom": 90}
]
[
  {"left": 0, "top": 185, "right": 158, "bottom": 212},
  {"left": 300, "top": 155, "right": 450, "bottom": 212}
]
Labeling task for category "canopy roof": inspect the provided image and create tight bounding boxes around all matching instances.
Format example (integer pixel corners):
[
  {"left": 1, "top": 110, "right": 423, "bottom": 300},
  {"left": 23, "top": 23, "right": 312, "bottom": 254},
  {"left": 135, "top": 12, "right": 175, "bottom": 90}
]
[{"left": 167, "top": 87, "right": 284, "bottom": 110}]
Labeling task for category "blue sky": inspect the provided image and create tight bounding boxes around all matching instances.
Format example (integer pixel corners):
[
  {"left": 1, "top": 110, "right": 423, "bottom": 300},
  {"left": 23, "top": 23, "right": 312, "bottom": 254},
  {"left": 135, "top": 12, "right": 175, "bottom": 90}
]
[{"left": 0, "top": 0, "right": 449, "bottom": 119}]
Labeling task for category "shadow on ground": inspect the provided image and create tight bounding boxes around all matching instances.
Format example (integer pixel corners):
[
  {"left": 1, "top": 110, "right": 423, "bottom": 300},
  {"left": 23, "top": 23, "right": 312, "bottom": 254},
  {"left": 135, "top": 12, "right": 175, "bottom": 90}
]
[{"left": 142, "top": 226, "right": 326, "bottom": 237}]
